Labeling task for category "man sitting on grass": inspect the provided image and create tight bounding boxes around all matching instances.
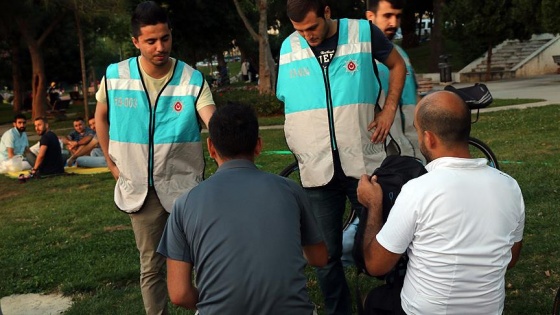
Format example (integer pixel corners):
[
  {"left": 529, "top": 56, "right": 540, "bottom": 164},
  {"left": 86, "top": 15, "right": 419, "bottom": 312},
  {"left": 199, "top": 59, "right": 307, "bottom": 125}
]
[
  {"left": 0, "top": 113, "right": 34, "bottom": 170},
  {"left": 61, "top": 117, "right": 95, "bottom": 165},
  {"left": 158, "top": 103, "right": 328, "bottom": 314},
  {"left": 30, "top": 117, "right": 65, "bottom": 177},
  {"left": 75, "top": 116, "right": 107, "bottom": 168}
]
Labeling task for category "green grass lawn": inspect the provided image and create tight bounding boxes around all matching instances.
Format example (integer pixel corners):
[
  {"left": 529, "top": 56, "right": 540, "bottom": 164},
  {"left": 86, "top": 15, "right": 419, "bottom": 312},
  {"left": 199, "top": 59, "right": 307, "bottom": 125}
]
[{"left": 1, "top": 104, "right": 559, "bottom": 314}]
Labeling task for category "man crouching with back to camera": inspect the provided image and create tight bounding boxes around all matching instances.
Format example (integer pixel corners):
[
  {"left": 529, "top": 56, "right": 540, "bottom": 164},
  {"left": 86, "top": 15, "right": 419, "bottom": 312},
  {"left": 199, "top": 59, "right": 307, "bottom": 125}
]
[
  {"left": 357, "top": 91, "right": 525, "bottom": 314},
  {"left": 158, "top": 103, "right": 328, "bottom": 314}
]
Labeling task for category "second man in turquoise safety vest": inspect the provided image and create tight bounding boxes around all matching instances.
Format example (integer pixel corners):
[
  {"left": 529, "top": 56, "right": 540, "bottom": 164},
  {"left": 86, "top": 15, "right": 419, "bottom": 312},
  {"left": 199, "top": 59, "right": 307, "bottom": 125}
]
[
  {"left": 367, "top": 0, "right": 425, "bottom": 162},
  {"left": 277, "top": 0, "right": 406, "bottom": 314}
]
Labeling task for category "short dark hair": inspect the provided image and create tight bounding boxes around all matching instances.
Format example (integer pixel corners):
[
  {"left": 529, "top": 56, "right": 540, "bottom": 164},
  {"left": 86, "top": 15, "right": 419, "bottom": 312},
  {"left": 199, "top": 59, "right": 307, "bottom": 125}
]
[
  {"left": 368, "top": 0, "right": 405, "bottom": 12},
  {"left": 131, "top": 1, "right": 171, "bottom": 38},
  {"left": 417, "top": 95, "right": 471, "bottom": 145},
  {"left": 13, "top": 113, "right": 26, "bottom": 122},
  {"left": 287, "top": 0, "right": 327, "bottom": 22},
  {"left": 74, "top": 117, "right": 84, "bottom": 123},
  {"left": 208, "top": 103, "right": 259, "bottom": 159},
  {"left": 34, "top": 116, "right": 48, "bottom": 124}
]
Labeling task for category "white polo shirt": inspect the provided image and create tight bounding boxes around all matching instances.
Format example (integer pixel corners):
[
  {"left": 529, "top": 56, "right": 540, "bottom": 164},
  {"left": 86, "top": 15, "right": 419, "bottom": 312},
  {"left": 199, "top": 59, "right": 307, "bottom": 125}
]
[{"left": 377, "top": 157, "right": 525, "bottom": 315}]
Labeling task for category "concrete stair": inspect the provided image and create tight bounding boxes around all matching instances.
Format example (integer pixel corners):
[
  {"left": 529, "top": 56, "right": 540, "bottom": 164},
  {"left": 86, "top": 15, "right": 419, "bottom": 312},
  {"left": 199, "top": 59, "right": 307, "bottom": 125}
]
[{"left": 459, "top": 34, "right": 560, "bottom": 83}]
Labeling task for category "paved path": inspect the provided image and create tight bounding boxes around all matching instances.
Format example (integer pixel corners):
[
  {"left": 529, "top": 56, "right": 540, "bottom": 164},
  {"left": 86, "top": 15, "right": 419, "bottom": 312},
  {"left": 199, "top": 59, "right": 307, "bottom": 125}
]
[{"left": 1, "top": 74, "right": 558, "bottom": 138}]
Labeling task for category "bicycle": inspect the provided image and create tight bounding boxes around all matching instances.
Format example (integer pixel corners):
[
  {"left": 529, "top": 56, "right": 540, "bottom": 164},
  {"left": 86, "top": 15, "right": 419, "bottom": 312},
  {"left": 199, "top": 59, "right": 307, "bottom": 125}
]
[
  {"left": 278, "top": 162, "right": 358, "bottom": 230},
  {"left": 553, "top": 286, "right": 560, "bottom": 315},
  {"left": 444, "top": 83, "right": 500, "bottom": 169},
  {"left": 279, "top": 83, "right": 500, "bottom": 228}
]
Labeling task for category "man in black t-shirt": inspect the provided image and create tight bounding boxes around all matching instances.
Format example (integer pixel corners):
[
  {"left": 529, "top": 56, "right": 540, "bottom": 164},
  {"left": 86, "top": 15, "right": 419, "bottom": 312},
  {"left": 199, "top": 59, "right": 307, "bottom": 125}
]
[{"left": 31, "top": 117, "right": 64, "bottom": 176}]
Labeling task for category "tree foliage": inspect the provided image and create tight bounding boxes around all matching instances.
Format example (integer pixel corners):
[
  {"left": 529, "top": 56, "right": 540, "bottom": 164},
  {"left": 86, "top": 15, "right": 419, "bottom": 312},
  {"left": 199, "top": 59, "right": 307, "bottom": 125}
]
[
  {"left": 443, "top": 0, "right": 555, "bottom": 67},
  {"left": 541, "top": 0, "right": 560, "bottom": 34}
]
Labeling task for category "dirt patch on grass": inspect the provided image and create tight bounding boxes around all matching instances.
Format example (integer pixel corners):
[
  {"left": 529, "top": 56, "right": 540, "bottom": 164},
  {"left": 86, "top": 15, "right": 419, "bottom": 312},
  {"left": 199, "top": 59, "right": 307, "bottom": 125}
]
[
  {"left": 0, "top": 293, "right": 72, "bottom": 315},
  {"left": 104, "top": 224, "right": 131, "bottom": 232}
]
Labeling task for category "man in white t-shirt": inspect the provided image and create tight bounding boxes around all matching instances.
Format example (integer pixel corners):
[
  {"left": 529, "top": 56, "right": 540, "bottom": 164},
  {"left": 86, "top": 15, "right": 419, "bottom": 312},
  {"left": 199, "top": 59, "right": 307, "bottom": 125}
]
[
  {"left": 94, "top": 2, "right": 215, "bottom": 314},
  {"left": 357, "top": 90, "right": 525, "bottom": 314}
]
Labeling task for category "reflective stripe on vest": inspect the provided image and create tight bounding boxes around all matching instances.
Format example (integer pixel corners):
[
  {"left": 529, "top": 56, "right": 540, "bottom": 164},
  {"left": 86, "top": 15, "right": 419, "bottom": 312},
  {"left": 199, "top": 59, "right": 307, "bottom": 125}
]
[
  {"left": 277, "top": 19, "right": 385, "bottom": 187},
  {"left": 106, "top": 57, "right": 204, "bottom": 212}
]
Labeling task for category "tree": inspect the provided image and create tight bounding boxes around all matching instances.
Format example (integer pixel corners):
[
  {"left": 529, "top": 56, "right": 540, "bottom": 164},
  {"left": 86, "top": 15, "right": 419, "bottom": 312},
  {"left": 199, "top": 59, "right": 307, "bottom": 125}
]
[
  {"left": 429, "top": 0, "right": 443, "bottom": 73},
  {"left": 16, "top": 2, "right": 68, "bottom": 119},
  {"left": 444, "top": 0, "right": 529, "bottom": 81},
  {"left": 541, "top": 0, "right": 560, "bottom": 34},
  {"left": 0, "top": 9, "right": 26, "bottom": 113},
  {"left": 67, "top": 0, "right": 130, "bottom": 119},
  {"left": 233, "top": 0, "right": 277, "bottom": 94}
]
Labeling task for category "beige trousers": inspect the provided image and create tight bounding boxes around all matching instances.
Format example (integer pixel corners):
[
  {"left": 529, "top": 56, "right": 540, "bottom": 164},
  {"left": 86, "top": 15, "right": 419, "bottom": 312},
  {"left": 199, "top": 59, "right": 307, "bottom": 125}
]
[{"left": 130, "top": 188, "right": 169, "bottom": 315}]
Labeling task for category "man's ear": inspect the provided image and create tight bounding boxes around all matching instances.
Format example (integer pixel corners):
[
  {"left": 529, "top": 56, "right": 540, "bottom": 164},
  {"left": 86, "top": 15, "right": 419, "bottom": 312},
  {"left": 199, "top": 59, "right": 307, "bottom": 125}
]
[
  {"left": 207, "top": 138, "right": 218, "bottom": 160},
  {"left": 365, "top": 10, "right": 375, "bottom": 21},
  {"left": 324, "top": 6, "right": 331, "bottom": 19},
  {"left": 132, "top": 36, "right": 140, "bottom": 49},
  {"left": 423, "top": 130, "right": 438, "bottom": 150},
  {"left": 254, "top": 137, "right": 263, "bottom": 157}
]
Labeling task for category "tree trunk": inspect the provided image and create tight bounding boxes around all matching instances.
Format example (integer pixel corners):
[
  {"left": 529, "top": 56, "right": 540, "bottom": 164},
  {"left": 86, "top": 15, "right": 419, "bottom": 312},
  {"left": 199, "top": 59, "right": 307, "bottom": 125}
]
[
  {"left": 400, "top": 5, "right": 418, "bottom": 49},
  {"left": 233, "top": 0, "right": 276, "bottom": 94},
  {"left": 257, "top": 0, "right": 276, "bottom": 94},
  {"left": 9, "top": 38, "right": 23, "bottom": 113},
  {"left": 28, "top": 41, "right": 48, "bottom": 119},
  {"left": 429, "top": 0, "right": 444, "bottom": 72},
  {"left": 485, "top": 41, "right": 493, "bottom": 81},
  {"left": 16, "top": 14, "right": 64, "bottom": 120},
  {"left": 74, "top": 5, "right": 89, "bottom": 119}
]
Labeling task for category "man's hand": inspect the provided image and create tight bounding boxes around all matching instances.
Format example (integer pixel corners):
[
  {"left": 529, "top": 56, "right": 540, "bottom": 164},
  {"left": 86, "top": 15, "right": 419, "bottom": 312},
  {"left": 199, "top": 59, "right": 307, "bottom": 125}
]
[
  {"left": 368, "top": 109, "right": 396, "bottom": 144},
  {"left": 357, "top": 174, "right": 383, "bottom": 209},
  {"left": 108, "top": 162, "right": 120, "bottom": 181}
]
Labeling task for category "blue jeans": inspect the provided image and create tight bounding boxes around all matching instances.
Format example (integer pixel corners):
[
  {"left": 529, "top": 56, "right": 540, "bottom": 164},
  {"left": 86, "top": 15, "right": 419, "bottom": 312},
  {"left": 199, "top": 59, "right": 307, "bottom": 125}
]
[
  {"left": 76, "top": 148, "right": 107, "bottom": 168},
  {"left": 305, "top": 172, "right": 364, "bottom": 315}
]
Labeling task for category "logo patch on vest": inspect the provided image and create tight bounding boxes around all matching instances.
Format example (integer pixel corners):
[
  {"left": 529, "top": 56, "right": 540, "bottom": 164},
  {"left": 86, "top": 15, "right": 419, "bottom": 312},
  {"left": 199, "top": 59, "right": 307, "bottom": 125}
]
[
  {"left": 173, "top": 101, "right": 183, "bottom": 112},
  {"left": 346, "top": 60, "right": 358, "bottom": 74}
]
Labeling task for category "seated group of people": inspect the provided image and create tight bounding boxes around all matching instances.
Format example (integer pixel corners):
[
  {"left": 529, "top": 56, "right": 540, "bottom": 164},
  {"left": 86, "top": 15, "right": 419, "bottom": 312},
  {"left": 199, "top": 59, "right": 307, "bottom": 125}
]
[
  {"left": 1, "top": 114, "right": 64, "bottom": 176},
  {"left": 0, "top": 115, "right": 107, "bottom": 177},
  {"left": 61, "top": 116, "right": 106, "bottom": 168}
]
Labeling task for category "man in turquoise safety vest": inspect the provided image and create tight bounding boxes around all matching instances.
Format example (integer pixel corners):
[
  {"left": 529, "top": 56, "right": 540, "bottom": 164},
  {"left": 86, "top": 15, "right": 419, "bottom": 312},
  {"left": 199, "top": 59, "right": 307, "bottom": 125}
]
[
  {"left": 277, "top": 0, "right": 406, "bottom": 314},
  {"left": 367, "top": 0, "right": 424, "bottom": 161},
  {"left": 95, "top": 2, "right": 215, "bottom": 314}
]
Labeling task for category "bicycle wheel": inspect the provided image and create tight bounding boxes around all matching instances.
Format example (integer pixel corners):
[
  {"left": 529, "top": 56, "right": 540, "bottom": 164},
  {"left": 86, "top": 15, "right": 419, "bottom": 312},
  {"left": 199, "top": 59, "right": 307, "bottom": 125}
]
[
  {"left": 279, "top": 161, "right": 356, "bottom": 230},
  {"left": 469, "top": 137, "right": 500, "bottom": 170},
  {"left": 553, "top": 286, "right": 560, "bottom": 315}
]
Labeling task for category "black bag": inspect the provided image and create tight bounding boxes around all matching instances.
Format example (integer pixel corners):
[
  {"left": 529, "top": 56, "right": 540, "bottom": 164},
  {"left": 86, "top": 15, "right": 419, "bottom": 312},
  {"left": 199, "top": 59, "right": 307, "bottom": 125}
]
[
  {"left": 443, "top": 83, "right": 493, "bottom": 109},
  {"left": 353, "top": 155, "right": 426, "bottom": 277},
  {"left": 352, "top": 155, "right": 427, "bottom": 314}
]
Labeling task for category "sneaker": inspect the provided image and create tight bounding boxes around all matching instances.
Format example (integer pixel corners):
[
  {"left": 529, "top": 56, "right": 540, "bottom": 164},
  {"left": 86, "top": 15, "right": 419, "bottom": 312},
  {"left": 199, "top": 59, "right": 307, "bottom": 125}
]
[{"left": 66, "top": 157, "right": 75, "bottom": 167}]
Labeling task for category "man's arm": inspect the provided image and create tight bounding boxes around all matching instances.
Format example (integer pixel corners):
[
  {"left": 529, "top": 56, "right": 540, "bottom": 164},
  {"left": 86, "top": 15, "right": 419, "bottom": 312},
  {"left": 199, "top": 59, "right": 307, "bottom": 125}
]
[
  {"left": 166, "top": 258, "right": 199, "bottom": 310},
  {"left": 357, "top": 174, "right": 402, "bottom": 276},
  {"left": 76, "top": 135, "right": 93, "bottom": 147},
  {"left": 508, "top": 241, "right": 523, "bottom": 269},
  {"left": 31, "top": 145, "right": 48, "bottom": 175},
  {"left": 197, "top": 105, "right": 216, "bottom": 130},
  {"left": 369, "top": 48, "right": 406, "bottom": 144},
  {"left": 303, "top": 242, "right": 328, "bottom": 267},
  {"left": 95, "top": 101, "right": 119, "bottom": 179},
  {"left": 7, "top": 147, "right": 15, "bottom": 159}
]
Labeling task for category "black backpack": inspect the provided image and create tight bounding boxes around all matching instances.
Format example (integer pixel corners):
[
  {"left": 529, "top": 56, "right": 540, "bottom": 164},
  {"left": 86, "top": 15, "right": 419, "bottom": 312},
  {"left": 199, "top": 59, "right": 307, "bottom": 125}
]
[
  {"left": 352, "top": 155, "right": 427, "bottom": 314},
  {"left": 352, "top": 155, "right": 427, "bottom": 282}
]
